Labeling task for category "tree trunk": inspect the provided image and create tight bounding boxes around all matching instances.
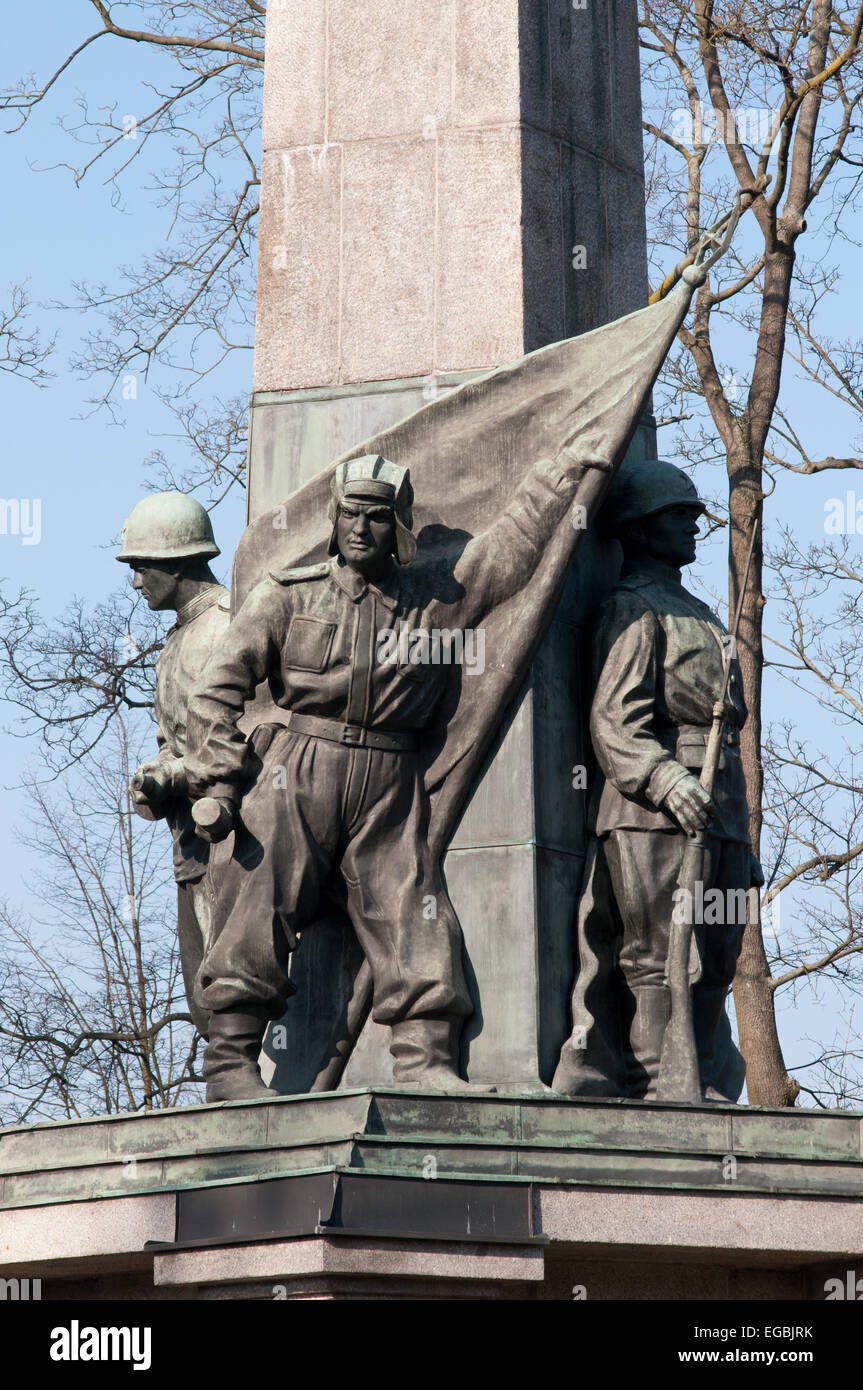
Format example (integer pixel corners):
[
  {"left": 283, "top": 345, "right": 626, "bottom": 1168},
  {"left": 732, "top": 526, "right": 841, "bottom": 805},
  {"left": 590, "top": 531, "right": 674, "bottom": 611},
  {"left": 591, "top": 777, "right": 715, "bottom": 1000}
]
[{"left": 730, "top": 249, "right": 800, "bottom": 1107}]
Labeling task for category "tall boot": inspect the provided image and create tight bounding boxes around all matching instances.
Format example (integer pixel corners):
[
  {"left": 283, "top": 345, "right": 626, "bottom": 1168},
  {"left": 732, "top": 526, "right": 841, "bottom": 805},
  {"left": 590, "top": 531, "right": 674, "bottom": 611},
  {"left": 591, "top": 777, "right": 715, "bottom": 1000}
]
[
  {"left": 625, "top": 984, "right": 669, "bottom": 1099},
  {"left": 389, "top": 1018, "right": 493, "bottom": 1092},
  {"left": 203, "top": 1009, "right": 272, "bottom": 1102},
  {"left": 693, "top": 985, "right": 734, "bottom": 1102},
  {"left": 552, "top": 1013, "right": 624, "bottom": 1096}
]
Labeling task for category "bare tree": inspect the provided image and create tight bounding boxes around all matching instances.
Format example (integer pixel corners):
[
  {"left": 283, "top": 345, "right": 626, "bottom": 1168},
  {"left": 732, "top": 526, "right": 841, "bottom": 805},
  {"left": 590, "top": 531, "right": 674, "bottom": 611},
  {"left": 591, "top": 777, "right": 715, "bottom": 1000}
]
[
  {"left": 0, "top": 717, "right": 202, "bottom": 1122},
  {"left": 0, "top": 7, "right": 265, "bottom": 1113},
  {"left": 641, "top": 0, "right": 863, "bottom": 1103},
  {"left": 0, "top": 582, "right": 165, "bottom": 774},
  {"left": 2, "top": 1, "right": 265, "bottom": 500},
  {"left": 759, "top": 530, "right": 863, "bottom": 1104}
]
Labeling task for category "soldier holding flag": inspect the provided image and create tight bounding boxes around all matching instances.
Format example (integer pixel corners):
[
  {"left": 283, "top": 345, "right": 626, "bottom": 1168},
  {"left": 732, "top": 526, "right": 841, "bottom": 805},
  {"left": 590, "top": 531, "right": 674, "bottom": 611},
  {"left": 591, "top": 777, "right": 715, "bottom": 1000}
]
[{"left": 184, "top": 448, "right": 613, "bottom": 1101}]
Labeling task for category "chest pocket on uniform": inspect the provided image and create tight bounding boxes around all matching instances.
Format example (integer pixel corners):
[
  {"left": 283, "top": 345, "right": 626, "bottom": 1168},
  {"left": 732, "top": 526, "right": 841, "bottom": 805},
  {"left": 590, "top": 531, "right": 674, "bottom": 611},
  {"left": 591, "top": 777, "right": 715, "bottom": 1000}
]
[{"left": 284, "top": 616, "right": 336, "bottom": 672}]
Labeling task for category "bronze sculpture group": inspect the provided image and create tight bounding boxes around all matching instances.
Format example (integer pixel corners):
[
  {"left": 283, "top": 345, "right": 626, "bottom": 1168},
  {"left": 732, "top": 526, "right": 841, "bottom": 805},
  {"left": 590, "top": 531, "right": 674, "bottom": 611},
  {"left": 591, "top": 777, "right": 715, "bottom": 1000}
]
[{"left": 120, "top": 250, "right": 758, "bottom": 1108}]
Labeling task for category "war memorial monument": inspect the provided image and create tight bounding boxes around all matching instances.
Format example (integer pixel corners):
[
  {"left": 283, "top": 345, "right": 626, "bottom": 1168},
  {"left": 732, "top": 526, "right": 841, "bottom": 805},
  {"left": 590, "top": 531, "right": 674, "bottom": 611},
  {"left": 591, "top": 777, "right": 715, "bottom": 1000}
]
[{"left": 1, "top": 1, "right": 863, "bottom": 1305}]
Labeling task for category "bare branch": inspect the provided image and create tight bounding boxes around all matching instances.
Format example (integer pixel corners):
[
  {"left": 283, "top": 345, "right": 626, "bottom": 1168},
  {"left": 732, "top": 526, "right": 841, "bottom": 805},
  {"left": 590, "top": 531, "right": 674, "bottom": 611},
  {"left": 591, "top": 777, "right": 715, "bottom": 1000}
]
[{"left": 0, "top": 283, "right": 55, "bottom": 385}]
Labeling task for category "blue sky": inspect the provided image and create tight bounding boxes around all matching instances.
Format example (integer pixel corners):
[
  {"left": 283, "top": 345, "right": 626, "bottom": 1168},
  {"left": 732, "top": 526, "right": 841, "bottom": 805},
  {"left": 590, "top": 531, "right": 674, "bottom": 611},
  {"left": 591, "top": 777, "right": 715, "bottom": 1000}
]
[
  {"left": 2, "top": 4, "right": 863, "bottom": 1101},
  {"left": 0, "top": 6, "right": 249, "bottom": 799}
]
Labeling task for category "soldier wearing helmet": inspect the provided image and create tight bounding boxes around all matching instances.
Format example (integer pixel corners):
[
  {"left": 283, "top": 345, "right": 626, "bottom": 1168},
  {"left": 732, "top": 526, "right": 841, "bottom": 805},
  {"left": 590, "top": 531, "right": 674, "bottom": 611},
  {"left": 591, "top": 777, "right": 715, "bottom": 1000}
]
[
  {"left": 117, "top": 491, "right": 229, "bottom": 1037},
  {"left": 553, "top": 458, "right": 762, "bottom": 1102},
  {"left": 183, "top": 444, "right": 607, "bottom": 1101}
]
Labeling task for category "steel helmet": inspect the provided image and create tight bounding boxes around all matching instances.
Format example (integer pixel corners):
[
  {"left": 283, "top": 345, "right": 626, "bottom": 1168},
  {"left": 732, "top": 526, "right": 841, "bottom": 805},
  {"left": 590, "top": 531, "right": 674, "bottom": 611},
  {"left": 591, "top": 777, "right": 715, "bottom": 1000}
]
[
  {"left": 116, "top": 491, "right": 220, "bottom": 563},
  {"left": 599, "top": 458, "right": 705, "bottom": 536},
  {"left": 328, "top": 454, "right": 416, "bottom": 565}
]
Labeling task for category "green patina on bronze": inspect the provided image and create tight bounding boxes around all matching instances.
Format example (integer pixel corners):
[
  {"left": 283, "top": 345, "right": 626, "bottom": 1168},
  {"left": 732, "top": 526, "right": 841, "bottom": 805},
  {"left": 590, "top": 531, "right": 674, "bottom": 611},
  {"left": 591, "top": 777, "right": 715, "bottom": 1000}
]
[{"left": 1, "top": 1092, "right": 861, "bottom": 1213}]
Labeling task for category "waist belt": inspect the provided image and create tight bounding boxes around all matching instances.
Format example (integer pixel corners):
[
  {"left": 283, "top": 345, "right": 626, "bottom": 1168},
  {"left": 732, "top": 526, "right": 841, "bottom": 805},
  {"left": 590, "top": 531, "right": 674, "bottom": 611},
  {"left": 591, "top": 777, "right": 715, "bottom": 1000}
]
[
  {"left": 657, "top": 722, "right": 740, "bottom": 751},
  {"left": 286, "top": 712, "right": 418, "bottom": 752}
]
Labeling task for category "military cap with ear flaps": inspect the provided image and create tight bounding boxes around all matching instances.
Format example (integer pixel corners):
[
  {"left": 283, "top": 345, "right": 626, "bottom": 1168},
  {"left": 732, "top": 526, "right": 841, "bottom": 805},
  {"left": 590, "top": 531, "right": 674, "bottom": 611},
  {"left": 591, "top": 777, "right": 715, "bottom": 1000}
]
[
  {"left": 599, "top": 457, "right": 705, "bottom": 536},
  {"left": 116, "top": 491, "right": 220, "bottom": 562},
  {"left": 328, "top": 454, "right": 417, "bottom": 565}
]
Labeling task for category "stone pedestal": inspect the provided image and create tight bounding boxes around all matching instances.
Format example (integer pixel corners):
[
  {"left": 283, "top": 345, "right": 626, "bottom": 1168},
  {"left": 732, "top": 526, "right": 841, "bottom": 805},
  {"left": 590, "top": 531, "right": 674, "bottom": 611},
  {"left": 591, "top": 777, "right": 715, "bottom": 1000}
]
[
  {"left": 251, "top": 1, "right": 653, "bottom": 1091},
  {"left": 3, "top": 1094, "right": 863, "bottom": 1301},
  {"left": 153, "top": 1236, "right": 545, "bottom": 1301}
]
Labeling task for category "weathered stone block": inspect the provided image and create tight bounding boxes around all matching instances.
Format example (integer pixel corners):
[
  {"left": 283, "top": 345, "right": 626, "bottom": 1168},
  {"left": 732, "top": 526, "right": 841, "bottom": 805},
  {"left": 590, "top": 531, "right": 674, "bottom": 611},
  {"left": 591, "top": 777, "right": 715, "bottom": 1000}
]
[
  {"left": 446, "top": 841, "right": 581, "bottom": 1087},
  {"left": 452, "top": 0, "right": 521, "bottom": 127},
  {"left": 520, "top": 0, "right": 614, "bottom": 159},
  {"left": 560, "top": 145, "right": 609, "bottom": 333},
  {"left": 368, "top": 1092, "right": 523, "bottom": 1140},
  {"left": 609, "top": 0, "right": 648, "bottom": 170},
  {"left": 605, "top": 167, "right": 651, "bottom": 321},
  {"left": 435, "top": 128, "right": 526, "bottom": 371},
  {"left": 340, "top": 139, "right": 437, "bottom": 383},
  {"left": 519, "top": 126, "right": 568, "bottom": 352},
  {"left": 327, "top": 0, "right": 454, "bottom": 142},
  {"left": 261, "top": 0, "right": 327, "bottom": 150},
  {"left": 253, "top": 147, "right": 343, "bottom": 393}
]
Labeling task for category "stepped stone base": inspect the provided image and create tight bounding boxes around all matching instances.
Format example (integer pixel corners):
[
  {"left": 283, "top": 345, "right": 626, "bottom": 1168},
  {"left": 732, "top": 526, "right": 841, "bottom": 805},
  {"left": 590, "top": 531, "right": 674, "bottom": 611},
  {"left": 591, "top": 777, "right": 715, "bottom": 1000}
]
[{"left": 2, "top": 1091, "right": 862, "bottom": 1300}]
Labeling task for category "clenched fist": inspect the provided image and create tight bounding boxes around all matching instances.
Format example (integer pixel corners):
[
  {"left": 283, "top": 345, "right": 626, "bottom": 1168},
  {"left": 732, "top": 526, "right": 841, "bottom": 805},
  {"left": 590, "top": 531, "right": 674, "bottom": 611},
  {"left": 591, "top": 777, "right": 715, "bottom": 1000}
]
[
  {"left": 192, "top": 796, "right": 235, "bottom": 844},
  {"left": 129, "top": 757, "right": 183, "bottom": 821},
  {"left": 662, "top": 774, "right": 715, "bottom": 836}
]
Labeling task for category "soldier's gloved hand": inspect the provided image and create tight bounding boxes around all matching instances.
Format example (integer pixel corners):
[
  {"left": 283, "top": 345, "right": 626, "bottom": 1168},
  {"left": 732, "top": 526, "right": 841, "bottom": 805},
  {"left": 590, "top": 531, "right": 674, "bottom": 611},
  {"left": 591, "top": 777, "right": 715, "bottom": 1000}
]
[
  {"left": 662, "top": 774, "right": 715, "bottom": 836},
  {"left": 749, "top": 852, "right": 765, "bottom": 888},
  {"left": 192, "top": 796, "right": 236, "bottom": 844}
]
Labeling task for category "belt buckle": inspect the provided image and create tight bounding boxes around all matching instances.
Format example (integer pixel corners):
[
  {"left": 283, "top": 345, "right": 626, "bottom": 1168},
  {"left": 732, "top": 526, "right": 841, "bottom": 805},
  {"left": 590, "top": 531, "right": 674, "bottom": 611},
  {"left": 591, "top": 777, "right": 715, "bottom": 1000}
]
[{"left": 341, "top": 723, "right": 364, "bottom": 746}]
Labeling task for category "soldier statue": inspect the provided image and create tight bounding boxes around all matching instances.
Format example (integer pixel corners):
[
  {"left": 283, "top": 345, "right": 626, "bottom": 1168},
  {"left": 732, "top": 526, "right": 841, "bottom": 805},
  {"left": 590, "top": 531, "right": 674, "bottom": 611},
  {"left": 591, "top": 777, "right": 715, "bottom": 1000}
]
[
  {"left": 117, "top": 491, "right": 231, "bottom": 1039},
  {"left": 183, "top": 447, "right": 609, "bottom": 1101},
  {"left": 553, "top": 459, "right": 762, "bottom": 1102}
]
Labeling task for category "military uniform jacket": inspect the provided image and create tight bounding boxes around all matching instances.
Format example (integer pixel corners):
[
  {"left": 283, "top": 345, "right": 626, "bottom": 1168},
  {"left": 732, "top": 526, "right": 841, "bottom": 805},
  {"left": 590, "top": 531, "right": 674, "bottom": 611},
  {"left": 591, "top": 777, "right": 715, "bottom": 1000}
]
[
  {"left": 153, "top": 585, "right": 231, "bottom": 880},
  {"left": 591, "top": 556, "right": 750, "bottom": 843},
  {"left": 185, "top": 456, "right": 580, "bottom": 801}
]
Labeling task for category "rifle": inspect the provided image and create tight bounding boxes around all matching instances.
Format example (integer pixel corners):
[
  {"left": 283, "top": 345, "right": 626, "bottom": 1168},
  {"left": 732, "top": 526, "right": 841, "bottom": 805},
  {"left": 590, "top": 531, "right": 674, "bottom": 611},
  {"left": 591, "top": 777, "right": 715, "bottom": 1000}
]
[{"left": 656, "top": 516, "right": 759, "bottom": 1103}]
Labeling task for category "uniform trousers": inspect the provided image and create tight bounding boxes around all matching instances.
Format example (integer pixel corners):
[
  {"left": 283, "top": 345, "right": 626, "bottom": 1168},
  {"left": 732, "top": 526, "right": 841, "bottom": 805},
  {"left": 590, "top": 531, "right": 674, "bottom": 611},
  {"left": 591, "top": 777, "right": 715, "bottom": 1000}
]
[
  {"left": 605, "top": 828, "right": 750, "bottom": 991},
  {"left": 195, "top": 726, "right": 472, "bottom": 1025}
]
